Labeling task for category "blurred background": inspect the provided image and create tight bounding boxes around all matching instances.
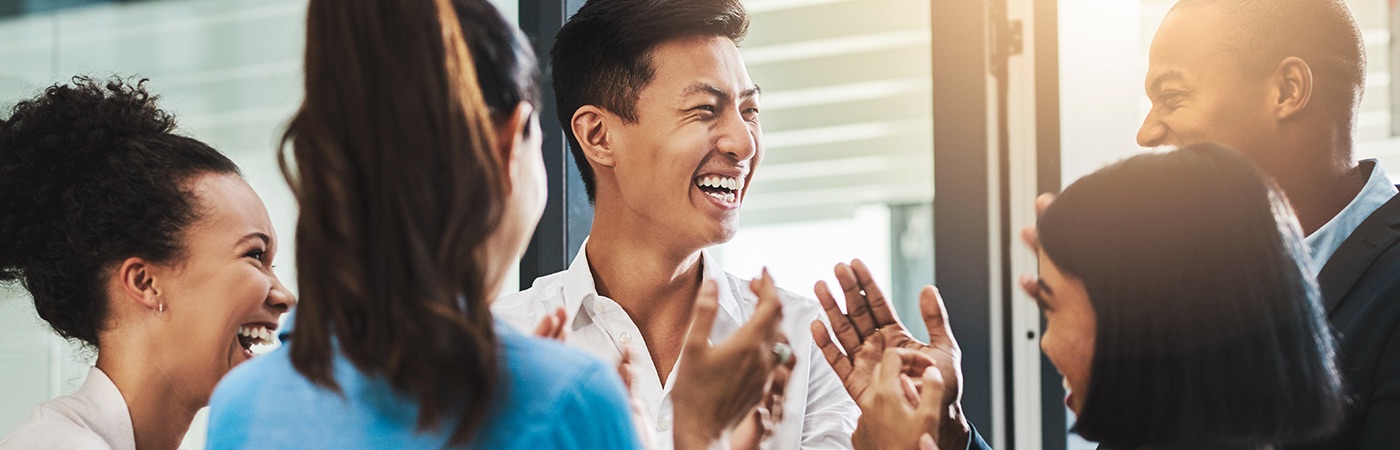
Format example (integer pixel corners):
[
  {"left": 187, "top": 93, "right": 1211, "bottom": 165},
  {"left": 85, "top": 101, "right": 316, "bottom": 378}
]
[{"left": 0, "top": 0, "right": 1396, "bottom": 448}]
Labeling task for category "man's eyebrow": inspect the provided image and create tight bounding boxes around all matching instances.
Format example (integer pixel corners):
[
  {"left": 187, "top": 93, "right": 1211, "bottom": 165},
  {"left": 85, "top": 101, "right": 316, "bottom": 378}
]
[
  {"left": 741, "top": 85, "right": 761, "bottom": 100},
  {"left": 1147, "top": 70, "right": 1185, "bottom": 96},
  {"left": 682, "top": 83, "right": 729, "bottom": 102}
]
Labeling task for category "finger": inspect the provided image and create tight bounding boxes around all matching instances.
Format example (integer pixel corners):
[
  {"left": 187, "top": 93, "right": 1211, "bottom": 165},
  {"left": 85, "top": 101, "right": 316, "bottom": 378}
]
[
  {"left": 815, "top": 280, "right": 863, "bottom": 353},
  {"left": 549, "top": 307, "right": 568, "bottom": 340},
  {"left": 756, "top": 405, "right": 775, "bottom": 439},
  {"left": 920, "top": 286, "right": 956, "bottom": 348},
  {"left": 900, "top": 373, "right": 920, "bottom": 405},
  {"left": 889, "top": 347, "right": 936, "bottom": 375},
  {"left": 617, "top": 347, "right": 635, "bottom": 391},
  {"left": 917, "top": 367, "right": 947, "bottom": 424},
  {"left": 777, "top": 334, "right": 797, "bottom": 371},
  {"left": 1034, "top": 192, "right": 1056, "bottom": 216},
  {"left": 850, "top": 259, "right": 899, "bottom": 328},
  {"left": 684, "top": 280, "right": 721, "bottom": 353},
  {"left": 850, "top": 331, "right": 887, "bottom": 397},
  {"left": 834, "top": 263, "right": 878, "bottom": 339},
  {"left": 1020, "top": 224, "right": 1041, "bottom": 254},
  {"left": 531, "top": 311, "right": 556, "bottom": 338},
  {"left": 1019, "top": 274, "right": 1046, "bottom": 307},
  {"left": 876, "top": 346, "right": 907, "bottom": 388},
  {"left": 769, "top": 364, "right": 790, "bottom": 425},
  {"left": 811, "top": 320, "right": 854, "bottom": 380},
  {"left": 920, "top": 433, "right": 939, "bottom": 450},
  {"left": 745, "top": 268, "right": 784, "bottom": 338}
]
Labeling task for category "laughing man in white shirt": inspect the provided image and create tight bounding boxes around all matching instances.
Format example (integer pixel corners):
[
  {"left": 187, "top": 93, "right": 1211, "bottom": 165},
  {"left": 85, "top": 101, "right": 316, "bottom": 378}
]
[{"left": 491, "top": 0, "right": 857, "bottom": 448}]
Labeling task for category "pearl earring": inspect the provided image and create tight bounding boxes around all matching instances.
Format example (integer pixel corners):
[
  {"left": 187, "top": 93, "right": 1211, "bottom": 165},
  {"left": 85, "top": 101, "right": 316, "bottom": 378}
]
[{"left": 158, "top": 303, "right": 165, "bottom": 313}]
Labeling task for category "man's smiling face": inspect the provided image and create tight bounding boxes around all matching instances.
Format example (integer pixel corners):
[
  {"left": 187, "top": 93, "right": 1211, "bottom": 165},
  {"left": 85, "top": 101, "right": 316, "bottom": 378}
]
[{"left": 607, "top": 34, "right": 762, "bottom": 247}]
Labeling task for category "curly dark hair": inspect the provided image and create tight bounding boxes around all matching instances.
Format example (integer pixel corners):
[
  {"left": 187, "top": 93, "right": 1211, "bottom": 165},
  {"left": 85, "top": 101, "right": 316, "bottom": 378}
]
[{"left": 0, "top": 76, "right": 240, "bottom": 346}]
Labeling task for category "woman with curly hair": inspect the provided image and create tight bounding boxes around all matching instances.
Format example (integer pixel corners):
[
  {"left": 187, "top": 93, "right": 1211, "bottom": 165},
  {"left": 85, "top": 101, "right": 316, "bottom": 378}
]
[{"left": 0, "top": 77, "right": 297, "bottom": 449}]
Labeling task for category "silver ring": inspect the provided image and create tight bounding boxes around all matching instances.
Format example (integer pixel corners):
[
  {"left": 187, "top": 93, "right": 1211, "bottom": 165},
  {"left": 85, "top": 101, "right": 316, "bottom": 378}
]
[{"left": 772, "top": 342, "right": 792, "bottom": 365}]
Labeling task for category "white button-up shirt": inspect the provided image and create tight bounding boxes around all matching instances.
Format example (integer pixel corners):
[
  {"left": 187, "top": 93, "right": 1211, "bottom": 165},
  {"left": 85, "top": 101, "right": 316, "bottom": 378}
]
[{"left": 494, "top": 245, "right": 857, "bottom": 449}]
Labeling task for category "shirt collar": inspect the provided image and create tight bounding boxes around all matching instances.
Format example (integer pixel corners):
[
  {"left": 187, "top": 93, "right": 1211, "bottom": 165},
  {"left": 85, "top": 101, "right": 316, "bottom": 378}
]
[
  {"left": 1304, "top": 159, "right": 1399, "bottom": 275},
  {"left": 80, "top": 367, "right": 137, "bottom": 450},
  {"left": 562, "top": 239, "right": 744, "bottom": 331}
]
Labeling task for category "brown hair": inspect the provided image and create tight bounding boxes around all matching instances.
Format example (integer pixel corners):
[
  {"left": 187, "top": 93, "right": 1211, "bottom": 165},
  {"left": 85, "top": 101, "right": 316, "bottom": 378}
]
[{"left": 280, "top": 0, "right": 533, "bottom": 443}]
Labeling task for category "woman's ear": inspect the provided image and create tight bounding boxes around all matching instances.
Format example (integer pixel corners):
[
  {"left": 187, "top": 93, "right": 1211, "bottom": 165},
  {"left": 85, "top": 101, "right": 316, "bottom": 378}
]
[
  {"left": 116, "top": 256, "right": 161, "bottom": 312},
  {"left": 570, "top": 105, "right": 616, "bottom": 168},
  {"left": 496, "top": 102, "right": 535, "bottom": 164}
]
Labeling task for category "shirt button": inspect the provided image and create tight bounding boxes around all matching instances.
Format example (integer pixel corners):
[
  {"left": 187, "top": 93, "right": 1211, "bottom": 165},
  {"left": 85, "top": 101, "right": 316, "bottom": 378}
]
[
  {"left": 620, "top": 332, "right": 633, "bottom": 343},
  {"left": 657, "top": 419, "right": 671, "bottom": 431},
  {"left": 593, "top": 303, "right": 605, "bottom": 314}
]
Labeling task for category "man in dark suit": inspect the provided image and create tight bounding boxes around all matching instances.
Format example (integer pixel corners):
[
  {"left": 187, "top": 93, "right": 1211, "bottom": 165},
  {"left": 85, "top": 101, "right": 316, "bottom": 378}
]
[{"left": 1137, "top": 1, "right": 1400, "bottom": 447}]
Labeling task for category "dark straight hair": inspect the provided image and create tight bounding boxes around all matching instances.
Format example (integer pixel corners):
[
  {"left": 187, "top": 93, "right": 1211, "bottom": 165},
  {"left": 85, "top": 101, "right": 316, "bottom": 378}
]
[
  {"left": 551, "top": 0, "right": 749, "bottom": 201},
  {"left": 1038, "top": 143, "right": 1345, "bottom": 448},
  {"left": 281, "top": 0, "right": 536, "bottom": 444}
]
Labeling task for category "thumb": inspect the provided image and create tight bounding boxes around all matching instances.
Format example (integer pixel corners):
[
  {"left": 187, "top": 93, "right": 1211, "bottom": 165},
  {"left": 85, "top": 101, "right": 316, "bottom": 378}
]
[
  {"left": 684, "top": 279, "right": 721, "bottom": 353},
  {"left": 920, "top": 286, "right": 955, "bottom": 346}
]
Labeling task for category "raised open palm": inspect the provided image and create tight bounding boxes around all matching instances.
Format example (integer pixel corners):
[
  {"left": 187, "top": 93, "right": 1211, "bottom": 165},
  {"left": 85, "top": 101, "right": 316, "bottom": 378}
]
[{"left": 810, "top": 259, "right": 969, "bottom": 450}]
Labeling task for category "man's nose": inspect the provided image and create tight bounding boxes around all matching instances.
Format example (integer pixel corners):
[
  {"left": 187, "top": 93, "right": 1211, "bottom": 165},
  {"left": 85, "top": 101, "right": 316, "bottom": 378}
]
[
  {"left": 718, "top": 110, "right": 758, "bottom": 161},
  {"left": 1137, "top": 113, "right": 1167, "bottom": 148}
]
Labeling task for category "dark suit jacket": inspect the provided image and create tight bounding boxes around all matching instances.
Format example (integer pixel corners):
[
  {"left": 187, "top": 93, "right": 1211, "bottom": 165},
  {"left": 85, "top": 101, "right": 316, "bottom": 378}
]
[{"left": 1285, "top": 188, "right": 1400, "bottom": 449}]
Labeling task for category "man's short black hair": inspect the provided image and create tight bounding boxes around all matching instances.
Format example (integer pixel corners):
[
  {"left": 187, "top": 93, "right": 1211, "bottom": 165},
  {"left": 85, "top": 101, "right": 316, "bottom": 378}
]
[
  {"left": 1172, "top": 0, "right": 1365, "bottom": 118},
  {"left": 551, "top": 0, "right": 749, "bottom": 202}
]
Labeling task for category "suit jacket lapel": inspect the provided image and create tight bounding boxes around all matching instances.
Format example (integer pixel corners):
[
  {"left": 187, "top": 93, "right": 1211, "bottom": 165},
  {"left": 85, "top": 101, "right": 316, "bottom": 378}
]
[{"left": 1317, "top": 188, "right": 1400, "bottom": 314}]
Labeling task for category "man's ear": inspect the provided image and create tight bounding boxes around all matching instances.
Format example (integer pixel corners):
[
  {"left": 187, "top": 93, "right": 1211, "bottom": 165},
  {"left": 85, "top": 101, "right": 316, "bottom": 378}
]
[
  {"left": 570, "top": 105, "right": 617, "bottom": 168},
  {"left": 496, "top": 102, "right": 536, "bottom": 187},
  {"left": 1272, "top": 57, "right": 1313, "bottom": 120},
  {"left": 116, "top": 257, "right": 160, "bottom": 311}
]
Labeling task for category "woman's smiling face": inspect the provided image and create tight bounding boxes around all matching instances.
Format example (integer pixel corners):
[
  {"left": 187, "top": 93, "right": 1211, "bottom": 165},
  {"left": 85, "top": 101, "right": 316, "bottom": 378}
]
[
  {"left": 146, "top": 173, "right": 296, "bottom": 398},
  {"left": 1034, "top": 250, "right": 1097, "bottom": 415}
]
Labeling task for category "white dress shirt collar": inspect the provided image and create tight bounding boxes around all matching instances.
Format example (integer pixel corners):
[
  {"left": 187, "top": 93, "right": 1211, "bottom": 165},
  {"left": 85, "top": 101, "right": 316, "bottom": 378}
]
[{"left": 561, "top": 239, "right": 745, "bottom": 334}]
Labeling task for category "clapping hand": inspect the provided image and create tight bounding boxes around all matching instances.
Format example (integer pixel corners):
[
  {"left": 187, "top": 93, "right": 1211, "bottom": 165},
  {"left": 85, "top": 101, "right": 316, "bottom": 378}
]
[
  {"left": 850, "top": 333, "right": 944, "bottom": 450},
  {"left": 673, "top": 270, "right": 792, "bottom": 450},
  {"left": 809, "top": 259, "right": 970, "bottom": 450}
]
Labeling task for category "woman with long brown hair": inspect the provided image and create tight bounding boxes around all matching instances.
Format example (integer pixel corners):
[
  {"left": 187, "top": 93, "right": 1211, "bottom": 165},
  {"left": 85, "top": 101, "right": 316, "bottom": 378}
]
[{"left": 205, "top": 0, "right": 789, "bottom": 448}]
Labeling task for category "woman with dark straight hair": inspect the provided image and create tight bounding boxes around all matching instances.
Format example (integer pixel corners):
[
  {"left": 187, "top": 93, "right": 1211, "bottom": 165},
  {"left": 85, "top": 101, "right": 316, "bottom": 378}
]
[
  {"left": 1033, "top": 143, "right": 1344, "bottom": 448},
  {"left": 206, "top": 0, "right": 790, "bottom": 448},
  {"left": 813, "top": 143, "right": 1345, "bottom": 450}
]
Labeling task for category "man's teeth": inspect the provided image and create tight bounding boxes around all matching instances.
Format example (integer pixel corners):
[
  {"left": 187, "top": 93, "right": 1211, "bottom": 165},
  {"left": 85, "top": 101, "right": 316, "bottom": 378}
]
[
  {"left": 697, "top": 175, "right": 742, "bottom": 192},
  {"left": 238, "top": 325, "right": 275, "bottom": 346},
  {"left": 703, "top": 190, "right": 737, "bottom": 203}
]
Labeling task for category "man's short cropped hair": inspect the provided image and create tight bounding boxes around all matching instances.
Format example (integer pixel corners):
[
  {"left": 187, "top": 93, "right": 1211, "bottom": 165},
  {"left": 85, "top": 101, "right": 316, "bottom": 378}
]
[
  {"left": 1172, "top": 0, "right": 1365, "bottom": 118},
  {"left": 551, "top": 0, "right": 749, "bottom": 202}
]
